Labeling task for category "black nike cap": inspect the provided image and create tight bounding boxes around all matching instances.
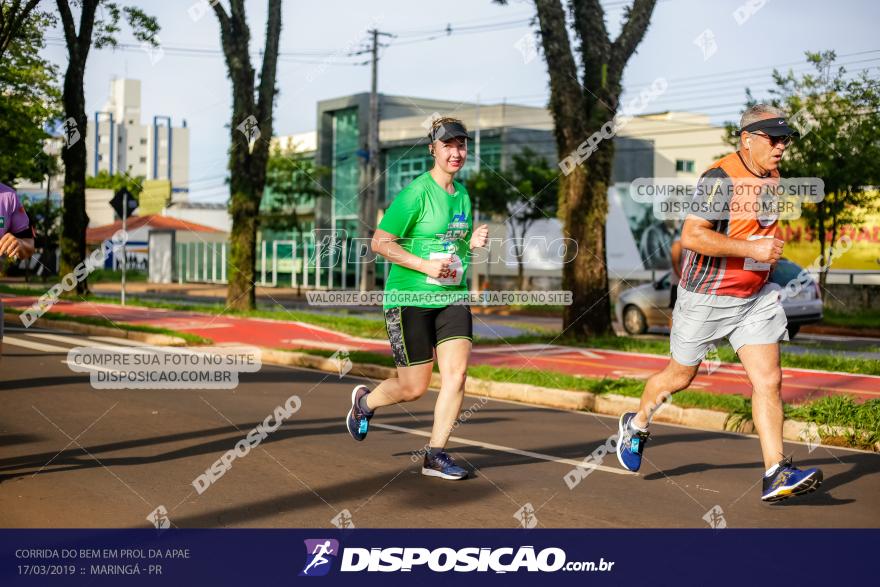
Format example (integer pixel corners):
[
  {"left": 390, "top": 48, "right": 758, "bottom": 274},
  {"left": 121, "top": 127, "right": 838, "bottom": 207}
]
[{"left": 740, "top": 116, "right": 799, "bottom": 137}]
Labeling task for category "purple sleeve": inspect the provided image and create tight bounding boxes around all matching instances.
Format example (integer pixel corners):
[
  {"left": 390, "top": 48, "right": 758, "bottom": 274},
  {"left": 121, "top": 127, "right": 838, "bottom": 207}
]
[{"left": 9, "top": 193, "right": 33, "bottom": 237}]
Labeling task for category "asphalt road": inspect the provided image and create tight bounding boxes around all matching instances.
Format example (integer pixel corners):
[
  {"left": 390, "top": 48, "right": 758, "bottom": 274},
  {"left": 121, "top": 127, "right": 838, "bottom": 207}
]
[{"left": 1, "top": 326, "right": 878, "bottom": 529}]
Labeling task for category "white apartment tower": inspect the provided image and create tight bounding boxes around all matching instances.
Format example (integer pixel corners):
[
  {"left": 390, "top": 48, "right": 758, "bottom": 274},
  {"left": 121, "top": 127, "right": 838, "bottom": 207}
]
[{"left": 86, "top": 78, "right": 190, "bottom": 199}]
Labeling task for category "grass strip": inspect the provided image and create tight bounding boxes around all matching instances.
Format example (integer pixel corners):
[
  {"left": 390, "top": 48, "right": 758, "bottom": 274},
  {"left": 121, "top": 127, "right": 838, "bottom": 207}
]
[{"left": 293, "top": 348, "right": 876, "bottom": 448}]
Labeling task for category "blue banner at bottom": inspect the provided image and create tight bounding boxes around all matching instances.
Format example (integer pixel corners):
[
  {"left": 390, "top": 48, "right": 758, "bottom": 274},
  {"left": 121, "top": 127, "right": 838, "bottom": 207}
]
[{"left": 0, "top": 529, "right": 873, "bottom": 586}]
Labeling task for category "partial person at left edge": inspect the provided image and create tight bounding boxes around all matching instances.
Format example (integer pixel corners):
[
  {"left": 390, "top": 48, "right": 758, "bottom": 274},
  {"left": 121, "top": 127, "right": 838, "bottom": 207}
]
[{"left": 0, "top": 182, "right": 37, "bottom": 361}]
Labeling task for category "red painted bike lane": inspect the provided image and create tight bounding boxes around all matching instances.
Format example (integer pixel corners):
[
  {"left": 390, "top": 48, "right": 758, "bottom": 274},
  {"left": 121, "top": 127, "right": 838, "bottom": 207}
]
[{"left": 4, "top": 294, "right": 877, "bottom": 403}]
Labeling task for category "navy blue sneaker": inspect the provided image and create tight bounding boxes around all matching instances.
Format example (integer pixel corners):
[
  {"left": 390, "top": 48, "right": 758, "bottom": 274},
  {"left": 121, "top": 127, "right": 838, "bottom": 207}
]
[
  {"left": 761, "top": 457, "right": 823, "bottom": 503},
  {"left": 422, "top": 451, "right": 468, "bottom": 480},
  {"left": 616, "top": 412, "right": 649, "bottom": 472},
  {"left": 346, "top": 385, "right": 372, "bottom": 441}
]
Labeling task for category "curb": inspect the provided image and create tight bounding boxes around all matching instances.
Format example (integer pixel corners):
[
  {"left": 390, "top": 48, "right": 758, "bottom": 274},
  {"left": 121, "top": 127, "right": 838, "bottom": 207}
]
[
  {"left": 2, "top": 312, "right": 189, "bottom": 346},
  {"left": 259, "top": 349, "right": 877, "bottom": 453}
]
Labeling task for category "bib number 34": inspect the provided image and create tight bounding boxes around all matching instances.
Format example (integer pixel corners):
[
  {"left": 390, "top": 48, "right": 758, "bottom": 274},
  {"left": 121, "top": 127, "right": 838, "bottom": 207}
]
[{"left": 426, "top": 252, "right": 463, "bottom": 286}]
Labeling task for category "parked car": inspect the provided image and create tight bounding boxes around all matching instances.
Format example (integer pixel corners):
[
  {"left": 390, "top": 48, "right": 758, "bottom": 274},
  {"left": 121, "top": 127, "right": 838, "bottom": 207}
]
[{"left": 615, "top": 259, "right": 823, "bottom": 338}]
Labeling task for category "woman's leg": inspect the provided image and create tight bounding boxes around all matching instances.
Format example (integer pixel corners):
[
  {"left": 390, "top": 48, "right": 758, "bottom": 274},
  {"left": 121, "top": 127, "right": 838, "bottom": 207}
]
[
  {"left": 366, "top": 362, "right": 433, "bottom": 410},
  {"left": 429, "top": 337, "right": 471, "bottom": 447}
]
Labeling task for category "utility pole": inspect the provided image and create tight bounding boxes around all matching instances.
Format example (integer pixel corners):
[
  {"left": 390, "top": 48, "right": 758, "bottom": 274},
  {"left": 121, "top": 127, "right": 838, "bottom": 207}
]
[{"left": 359, "top": 28, "right": 392, "bottom": 293}]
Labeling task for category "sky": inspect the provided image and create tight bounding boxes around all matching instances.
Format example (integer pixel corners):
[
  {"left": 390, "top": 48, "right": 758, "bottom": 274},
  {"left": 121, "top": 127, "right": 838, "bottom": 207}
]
[{"left": 40, "top": 0, "right": 880, "bottom": 203}]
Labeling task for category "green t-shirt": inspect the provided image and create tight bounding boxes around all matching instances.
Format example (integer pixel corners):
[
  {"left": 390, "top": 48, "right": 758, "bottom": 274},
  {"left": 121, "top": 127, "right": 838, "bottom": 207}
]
[{"left": 378, "top": 172, "right": 473, "bottom": 309}]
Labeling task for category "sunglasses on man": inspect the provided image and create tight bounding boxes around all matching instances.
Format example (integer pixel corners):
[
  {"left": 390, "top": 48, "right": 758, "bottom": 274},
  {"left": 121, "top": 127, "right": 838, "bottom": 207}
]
[{"left": 750, "top": 131, "right": 794, "bottom": 148}]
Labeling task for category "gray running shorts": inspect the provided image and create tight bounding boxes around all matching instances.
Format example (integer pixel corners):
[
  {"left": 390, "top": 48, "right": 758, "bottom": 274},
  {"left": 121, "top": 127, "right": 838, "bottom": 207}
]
[{"left": 670, "top": 282, "right": 788, "bottom": 366}]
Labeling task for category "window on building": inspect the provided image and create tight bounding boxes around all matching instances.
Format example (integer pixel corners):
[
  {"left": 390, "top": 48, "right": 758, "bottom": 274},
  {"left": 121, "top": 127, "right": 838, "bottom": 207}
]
[
  {"left": 331, "top": 108, "right": 360, "bottom": 220},
  {"left": 140, "top": 138, "right": 147, "bottom": 145},
  {"left": 383, "top": 139, "right": 503, "bottom": 204},
  {"left": 139, "top": 156, "right": 147, "bottom": 164},
  {"left": 675, "top": 159, "right": 695, "bottom": 173},
  {"left": 384, "top": 148, "right": 432, "bottom": 201}
]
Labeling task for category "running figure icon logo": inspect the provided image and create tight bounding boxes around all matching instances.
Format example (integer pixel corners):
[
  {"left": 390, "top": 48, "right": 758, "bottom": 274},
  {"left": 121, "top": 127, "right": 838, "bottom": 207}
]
[{"left": 300, "top": 539, "right": 340, "bottom": 577}]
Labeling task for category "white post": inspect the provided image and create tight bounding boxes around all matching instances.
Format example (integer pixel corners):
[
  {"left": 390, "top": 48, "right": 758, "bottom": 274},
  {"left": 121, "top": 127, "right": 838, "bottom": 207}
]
[
  {"left": 272, "top": 241, "right": 278, "bottom": 287},
  {"left": 260, "top": 239, "right": 267, "bottom": 286},
  {"left": 121, "top": 193, "right": 127, "bottom": 305},
  {"left": 341, "top": 236, "right": 348, "bottom": 289},
  {"left": 290, "top": 241, "right": 296, "bottom": 287},
  {"left": 315, "top": 239, "right": 321, "bottom": 289}
]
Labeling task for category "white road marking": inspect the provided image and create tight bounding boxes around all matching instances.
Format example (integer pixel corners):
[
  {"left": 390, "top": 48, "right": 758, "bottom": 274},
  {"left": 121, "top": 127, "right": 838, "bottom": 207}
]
[
  {"left": 2, "top": 335, "right": 70, "bottom": 353},
  {"left": 28, "top": 332, "right": 193, "bottom": 355},
  {"left": 371, "top": 422, "right": 635, "bottom": 476}
]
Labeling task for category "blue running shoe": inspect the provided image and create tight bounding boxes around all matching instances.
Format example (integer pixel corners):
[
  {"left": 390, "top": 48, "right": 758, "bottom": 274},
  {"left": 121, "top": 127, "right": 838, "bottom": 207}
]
[
  {"left": 346, "top": 385, "right": 373, "bottom": 441},
  {"left": 421, "top": 451, "right": 468, "bottom": 480},
  {"left": 616, "top": 412, "right": 649, "bottom": 472},
  {"left": 761, "top": 457, "right": 823, "bottom": 503}
]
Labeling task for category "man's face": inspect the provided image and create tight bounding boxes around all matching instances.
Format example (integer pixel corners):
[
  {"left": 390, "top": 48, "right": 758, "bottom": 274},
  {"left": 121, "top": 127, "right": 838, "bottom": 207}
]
[
  {"left": 432, "top": 137, "right": 467, "bottom": 174},
  {"left": 742, "top": 121, "right": 792, "bottom": 172}
]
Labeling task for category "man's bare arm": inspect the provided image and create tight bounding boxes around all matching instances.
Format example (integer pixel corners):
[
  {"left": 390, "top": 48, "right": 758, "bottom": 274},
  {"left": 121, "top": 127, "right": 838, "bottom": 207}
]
[{"left": 680, "top": 215, "right": 782, "bottom": 263}]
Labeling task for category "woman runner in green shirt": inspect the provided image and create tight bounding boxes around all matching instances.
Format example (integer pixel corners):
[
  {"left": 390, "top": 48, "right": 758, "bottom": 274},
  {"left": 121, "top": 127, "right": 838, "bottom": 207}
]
[{"left": 345, "top": 117, "right": 489, "bottom": 480}]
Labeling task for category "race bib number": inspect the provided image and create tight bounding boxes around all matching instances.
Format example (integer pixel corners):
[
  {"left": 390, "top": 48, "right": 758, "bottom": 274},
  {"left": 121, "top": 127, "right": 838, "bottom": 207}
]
[
  {"left": 744, "top": 235, "right": 773, "bottom": 271},
  {"left": 426, "top": 252, "right": 463, "bottom": 286}
]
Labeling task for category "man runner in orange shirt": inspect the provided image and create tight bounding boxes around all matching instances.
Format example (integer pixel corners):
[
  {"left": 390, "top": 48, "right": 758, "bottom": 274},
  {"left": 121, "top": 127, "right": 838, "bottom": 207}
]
[{"left": 616, "top": 104, "right": 822, "bottom": 503}]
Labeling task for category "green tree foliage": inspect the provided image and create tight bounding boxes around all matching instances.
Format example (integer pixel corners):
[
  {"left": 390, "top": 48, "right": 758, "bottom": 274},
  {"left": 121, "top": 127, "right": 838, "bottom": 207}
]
[
  {"left": 260, "top": 145, "right": 328, "bottom": 238},
  {"left": 85, "top": 170, "right": 146, "bottom": 200},
  {"left": 727, "top": 51, "right": 880, "bottom": 286},
  {"left": 466, "top": 148, "right": 558, "bottom": 289},
  {"left": 0, "top": 7, "right": 61, "bottom": 185}
]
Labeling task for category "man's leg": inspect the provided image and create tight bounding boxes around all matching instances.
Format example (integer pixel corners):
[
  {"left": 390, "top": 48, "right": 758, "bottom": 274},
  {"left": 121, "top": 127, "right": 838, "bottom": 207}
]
[
  {"left": 617, "top": 358, "right": 700, "bottom": 472},
  {"left": 736, "top": 343, "right": 784, "bottom": 470},
  {"left": 632, "top": 359, "right": 700, "bottom": 429},
  {"left": 430, "top": 338, "right": 470, "bottom": 448}
]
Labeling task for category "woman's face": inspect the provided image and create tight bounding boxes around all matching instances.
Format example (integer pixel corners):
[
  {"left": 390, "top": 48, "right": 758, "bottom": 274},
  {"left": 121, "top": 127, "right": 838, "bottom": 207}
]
[{"left": 432, "top": 137, "right": 468, "bottom": 174}]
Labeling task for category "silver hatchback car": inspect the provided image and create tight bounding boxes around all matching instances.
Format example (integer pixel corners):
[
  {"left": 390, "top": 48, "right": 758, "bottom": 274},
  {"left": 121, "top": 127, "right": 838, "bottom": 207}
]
[{"left": 615, "top": 259, "right": 823, "bottom": 338}]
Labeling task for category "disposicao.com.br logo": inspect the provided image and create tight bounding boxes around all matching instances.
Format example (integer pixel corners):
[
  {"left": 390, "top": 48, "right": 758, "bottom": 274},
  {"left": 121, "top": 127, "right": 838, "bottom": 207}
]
[{"left": 300, "top": 540, "right": 614, "bottom": 575}]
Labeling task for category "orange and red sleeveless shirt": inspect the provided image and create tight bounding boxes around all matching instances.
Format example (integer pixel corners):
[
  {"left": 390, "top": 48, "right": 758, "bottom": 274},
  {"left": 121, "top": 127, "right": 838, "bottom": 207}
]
[{"left": 679, "top": 151, "right": 781, "bottom": 298}]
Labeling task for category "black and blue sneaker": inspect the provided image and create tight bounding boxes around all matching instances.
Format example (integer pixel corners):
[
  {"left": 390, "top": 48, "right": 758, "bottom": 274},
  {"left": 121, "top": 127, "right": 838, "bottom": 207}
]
[
  {"left": 345, "top": 385, "right": 373, "bottom": 441},
  {"left": 422, "top": 450, "right": 468, "bottom": 480},
  {"left": 616, "top": 412, "right": 649, "bottom": 472},
  {"left": 761, "top": 457, "right": 823, "bottom": 503}
]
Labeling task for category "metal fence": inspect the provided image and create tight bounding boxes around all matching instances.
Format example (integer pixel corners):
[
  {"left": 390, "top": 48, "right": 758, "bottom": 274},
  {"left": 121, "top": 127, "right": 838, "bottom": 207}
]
[{"left": 176, "top": 236, "right": 389, "bottom": 289}]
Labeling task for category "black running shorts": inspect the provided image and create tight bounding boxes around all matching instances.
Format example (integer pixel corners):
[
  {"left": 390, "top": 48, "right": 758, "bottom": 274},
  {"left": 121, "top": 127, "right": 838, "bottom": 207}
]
[{"left": 383, "top": 304, "right": 473, "bottom": 367}]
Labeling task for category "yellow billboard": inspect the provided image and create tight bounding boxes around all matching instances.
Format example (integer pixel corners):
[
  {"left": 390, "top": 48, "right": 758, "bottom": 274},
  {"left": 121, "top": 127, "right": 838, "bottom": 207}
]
[
  {"left": 138, "top": 180, "right": 172, "bottom": 216},
  {"left": 779, "top": 212, "right": 880, "bottom": 271}
]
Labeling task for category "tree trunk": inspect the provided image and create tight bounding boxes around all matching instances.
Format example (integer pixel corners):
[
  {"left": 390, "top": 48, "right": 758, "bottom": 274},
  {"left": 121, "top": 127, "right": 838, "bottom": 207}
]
[
  {"left": 59, "top": 58, "right": 89, "bottom": 294},
  {"left": 531, "top": 0, "right": 655, "bottom": 340},
  {"left": 213, "top": 0, "right": 281, "bottom": 311},
  {"left": 227, "top": 182, "right": 259, "bottom": 308},
  {"left": 560, "top": 155, "right": 612, "bottom": 337}
]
